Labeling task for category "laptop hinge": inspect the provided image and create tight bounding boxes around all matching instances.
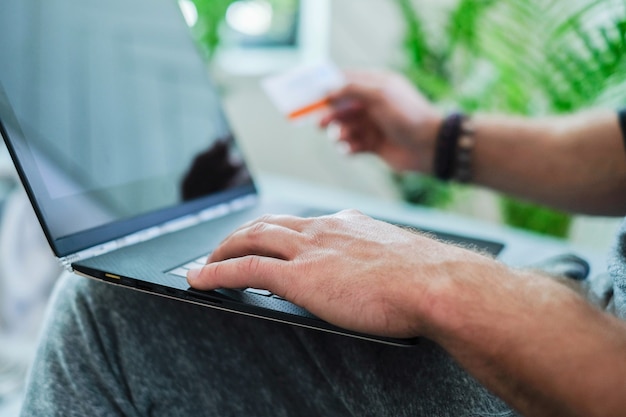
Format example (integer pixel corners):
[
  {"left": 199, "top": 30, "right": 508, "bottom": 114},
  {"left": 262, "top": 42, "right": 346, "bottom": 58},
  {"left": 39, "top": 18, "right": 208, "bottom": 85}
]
[{"left": 58, "top": 194, "right": 258, "bottom": 271}]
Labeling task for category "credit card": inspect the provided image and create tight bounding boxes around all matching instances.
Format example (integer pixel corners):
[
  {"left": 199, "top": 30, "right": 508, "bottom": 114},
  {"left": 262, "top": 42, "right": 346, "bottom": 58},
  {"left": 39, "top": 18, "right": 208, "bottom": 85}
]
[{"left": 261, "top": 61, "right": 346, "bottom": 122}]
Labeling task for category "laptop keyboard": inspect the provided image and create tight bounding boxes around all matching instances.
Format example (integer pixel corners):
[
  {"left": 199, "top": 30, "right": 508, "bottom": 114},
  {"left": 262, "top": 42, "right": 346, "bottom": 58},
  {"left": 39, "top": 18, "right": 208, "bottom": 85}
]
[{"left": 167, "top": 254, "right": 283, "bottom": 299}]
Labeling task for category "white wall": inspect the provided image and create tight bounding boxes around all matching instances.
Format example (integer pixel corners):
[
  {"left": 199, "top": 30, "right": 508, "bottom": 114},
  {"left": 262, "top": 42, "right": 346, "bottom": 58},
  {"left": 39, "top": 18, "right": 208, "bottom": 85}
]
[{"left": 214, "top": 0, "right": 405, "bottom": 202}]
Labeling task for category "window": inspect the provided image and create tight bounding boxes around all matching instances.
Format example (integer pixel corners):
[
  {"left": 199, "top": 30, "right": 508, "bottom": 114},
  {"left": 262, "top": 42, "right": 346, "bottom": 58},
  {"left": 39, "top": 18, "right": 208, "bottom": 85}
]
[{"left": 180, "top": 0, "right": 330, "bottom": 75}]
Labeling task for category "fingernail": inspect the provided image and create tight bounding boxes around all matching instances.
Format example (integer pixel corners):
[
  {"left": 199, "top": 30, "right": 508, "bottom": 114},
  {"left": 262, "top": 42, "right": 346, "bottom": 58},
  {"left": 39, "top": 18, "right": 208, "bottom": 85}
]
[{"left": 187, "top": 268, "right": 201, "bottom": 282}]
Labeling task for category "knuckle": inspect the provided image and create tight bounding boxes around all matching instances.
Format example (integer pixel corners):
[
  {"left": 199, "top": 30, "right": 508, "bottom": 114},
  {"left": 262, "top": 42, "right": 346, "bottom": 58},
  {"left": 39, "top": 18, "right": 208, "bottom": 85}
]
[
  {"left": 257, "top": 214, "right": 275, "bottom": 224},
  {"left": 251, "top": 221, "right": 268, "bottom": 233},
  {"left": 337, "top": 208, "right": 365, "bottom": 220},
  {"left": 345, "top": 208, "right": 364, "bottom": 216},
  {"left": 306, "top": 229, "right": 326, "bottom": 249},
  {"left": 242, "top": 256, "right": 262, "bottom": 278},
  {"left": 248, "top": 221, "right": 269, "bottom": 239}
]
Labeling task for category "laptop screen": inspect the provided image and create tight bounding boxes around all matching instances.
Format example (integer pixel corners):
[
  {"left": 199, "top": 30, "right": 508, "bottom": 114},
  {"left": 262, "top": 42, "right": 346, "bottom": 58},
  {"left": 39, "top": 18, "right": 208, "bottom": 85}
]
[{"left": 0, "top": 0, "right": 256, "bottom": 256}]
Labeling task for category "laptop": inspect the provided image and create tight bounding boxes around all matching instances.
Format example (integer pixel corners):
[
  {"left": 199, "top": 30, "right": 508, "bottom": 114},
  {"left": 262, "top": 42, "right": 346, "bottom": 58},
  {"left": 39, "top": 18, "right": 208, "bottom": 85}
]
[{"left": 0, "top": 0, "right": 504, "bottom": 346}]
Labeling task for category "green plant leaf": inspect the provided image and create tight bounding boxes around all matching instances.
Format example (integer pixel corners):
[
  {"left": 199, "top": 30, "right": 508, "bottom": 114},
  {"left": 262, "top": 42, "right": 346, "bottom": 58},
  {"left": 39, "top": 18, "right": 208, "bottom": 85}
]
[{"left": 394, "top": 0, "right": 626, "bottom": 237}]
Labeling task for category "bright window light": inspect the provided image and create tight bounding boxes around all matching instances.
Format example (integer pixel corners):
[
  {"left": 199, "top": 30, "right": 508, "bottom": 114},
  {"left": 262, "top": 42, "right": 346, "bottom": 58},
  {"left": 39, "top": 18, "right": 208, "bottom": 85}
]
[{"left": 226, "top": 0, "right": 274, "bottom": 37}]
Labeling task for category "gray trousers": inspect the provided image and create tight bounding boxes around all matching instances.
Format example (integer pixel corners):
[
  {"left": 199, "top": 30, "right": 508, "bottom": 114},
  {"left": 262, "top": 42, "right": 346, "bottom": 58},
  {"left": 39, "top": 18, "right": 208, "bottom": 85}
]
[{"left": 20, "top": 273, "right": 518, "bottom": 417}]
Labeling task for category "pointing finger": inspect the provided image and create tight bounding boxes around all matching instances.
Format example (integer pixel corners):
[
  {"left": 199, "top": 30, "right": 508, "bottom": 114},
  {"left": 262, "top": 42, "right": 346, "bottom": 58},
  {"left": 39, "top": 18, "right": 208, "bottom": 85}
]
[{"left": 187, "top": 255, "right": 289, "bottom": 293}]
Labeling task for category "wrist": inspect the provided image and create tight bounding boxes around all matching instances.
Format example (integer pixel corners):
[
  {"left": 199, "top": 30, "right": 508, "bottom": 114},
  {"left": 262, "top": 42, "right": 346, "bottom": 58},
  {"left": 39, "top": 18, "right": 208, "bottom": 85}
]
[
  {"left": 398, "top": 110, "right": 444, "bottom": 174},
  {"left": 418, "top": 113, "right": 445, "bottom": 173},
  {"left": 416, "top": 254, "right": 513, "bottom": 345}
]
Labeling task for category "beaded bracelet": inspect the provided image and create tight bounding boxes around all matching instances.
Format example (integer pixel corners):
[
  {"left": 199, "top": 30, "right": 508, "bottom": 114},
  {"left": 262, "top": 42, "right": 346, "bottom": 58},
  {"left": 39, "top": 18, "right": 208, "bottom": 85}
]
[{"left": 433, "top": 113, "right": 475, "bottom": 183}]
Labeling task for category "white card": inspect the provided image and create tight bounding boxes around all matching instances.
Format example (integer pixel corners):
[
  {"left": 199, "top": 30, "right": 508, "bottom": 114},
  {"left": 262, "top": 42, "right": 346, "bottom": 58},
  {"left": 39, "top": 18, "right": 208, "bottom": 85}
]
[{"left": 261, "top": 61, "right": 346, "bottom": 121}]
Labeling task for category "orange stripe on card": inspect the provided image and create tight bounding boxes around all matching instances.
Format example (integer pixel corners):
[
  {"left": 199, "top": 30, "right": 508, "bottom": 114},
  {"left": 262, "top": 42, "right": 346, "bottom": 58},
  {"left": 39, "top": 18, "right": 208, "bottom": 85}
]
[{"left": 287, "top": 98, "right": 330, "bottom": 120}]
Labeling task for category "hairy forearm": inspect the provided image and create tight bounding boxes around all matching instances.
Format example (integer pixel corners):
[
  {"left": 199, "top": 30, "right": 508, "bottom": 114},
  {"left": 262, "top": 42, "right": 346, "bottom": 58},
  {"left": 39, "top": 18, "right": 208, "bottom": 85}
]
[
  {"left": 423, "top": 264, "right": 626, "bottom": 417},
  {"left": 470, "top": 111, "right": 626, "bottom": 215}
]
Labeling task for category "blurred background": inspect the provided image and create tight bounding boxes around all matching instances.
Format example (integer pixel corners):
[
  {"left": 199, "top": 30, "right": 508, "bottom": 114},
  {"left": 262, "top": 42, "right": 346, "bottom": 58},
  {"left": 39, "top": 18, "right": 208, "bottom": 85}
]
[
  {"left": 1, "top": 0, "right": 626, "bottom": 414},
  {"left": 189, "top": 0, "right": 626, "bottom": 244}
]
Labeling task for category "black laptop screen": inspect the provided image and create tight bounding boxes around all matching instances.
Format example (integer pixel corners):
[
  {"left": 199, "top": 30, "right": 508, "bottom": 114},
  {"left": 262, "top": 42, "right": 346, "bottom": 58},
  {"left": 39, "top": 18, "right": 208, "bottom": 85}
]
[{"left": 0, "top": 0, "right": 255, "bottom": 255}]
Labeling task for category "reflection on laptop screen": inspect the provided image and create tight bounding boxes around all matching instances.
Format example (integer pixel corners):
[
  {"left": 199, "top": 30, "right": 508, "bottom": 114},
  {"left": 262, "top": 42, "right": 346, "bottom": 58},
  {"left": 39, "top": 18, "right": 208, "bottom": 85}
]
[{"left": 0, "top": 0, "right": 253, "bottom": 241}]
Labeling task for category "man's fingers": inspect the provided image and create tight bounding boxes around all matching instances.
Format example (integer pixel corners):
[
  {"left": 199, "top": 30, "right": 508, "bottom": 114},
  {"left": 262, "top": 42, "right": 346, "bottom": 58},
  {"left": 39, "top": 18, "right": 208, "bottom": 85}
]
[
  {"left": 209, "top": 222, "right": 303, "bottom": 263},
  {"left": 235, "top": 214, "right": 310, "bottom": 234},
  {"left": 319, "top": 103, "right": 365, "bottom": 129},
  {"left": 327, "top": 83, "right": 378, "bottom": 107},
  {"left": 187, "top": 256, "right": 288, "bottom": 292},
  {"left": 321, "top": 76, "right": 383, "bottom": 127}
]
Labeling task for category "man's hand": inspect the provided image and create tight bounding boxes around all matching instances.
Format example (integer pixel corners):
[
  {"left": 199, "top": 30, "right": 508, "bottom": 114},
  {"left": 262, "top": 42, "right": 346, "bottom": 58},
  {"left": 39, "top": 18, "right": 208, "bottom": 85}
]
[
  {"left": 187, "top": 210, "right": 626, "bottom": 417},
  {"left": 187, "top": 210, "right": 496, "bottom": 339},
  {"left": 320, "top": 70, "right": 442, "bottom": 174}
]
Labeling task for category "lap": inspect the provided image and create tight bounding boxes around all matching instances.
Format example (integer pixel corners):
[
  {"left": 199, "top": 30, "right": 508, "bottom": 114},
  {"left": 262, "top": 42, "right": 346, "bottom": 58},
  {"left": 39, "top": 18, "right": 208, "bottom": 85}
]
[{"left": 20, "top": 273, "right": 517, "bottom": 417}]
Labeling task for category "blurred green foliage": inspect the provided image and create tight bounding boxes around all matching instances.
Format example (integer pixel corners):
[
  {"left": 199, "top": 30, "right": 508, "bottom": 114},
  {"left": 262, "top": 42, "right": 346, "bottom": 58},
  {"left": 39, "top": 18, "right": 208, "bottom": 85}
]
[
  {"left": 189, "top": 0, "right": 298, "bottom": 57},
  {"left": 185, "top": 0, "right": 626, "bottom": 238},
  {"left": 188, "top": 0, "right": 234, "bottom": 56},
  {"left": 395, "top": 0, "right": 626, "bottom": 238}
]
